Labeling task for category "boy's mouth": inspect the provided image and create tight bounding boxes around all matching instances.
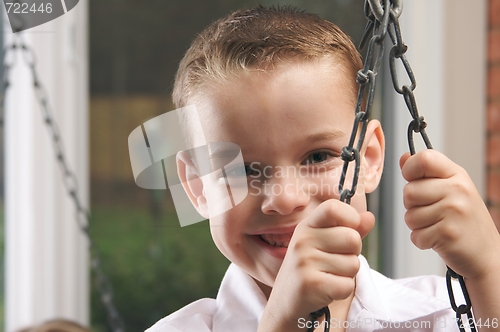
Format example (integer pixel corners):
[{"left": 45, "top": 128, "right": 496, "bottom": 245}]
[{"left": 258, "top": 233, "right": 292, "bottom": 248}]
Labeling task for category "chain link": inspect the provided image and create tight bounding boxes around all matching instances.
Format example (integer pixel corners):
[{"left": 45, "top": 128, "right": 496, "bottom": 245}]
[
  {"left": 2, "top": 33, "right": 125, "bottom": 332},
  {"left": 447, "top": 268, "right": 477, "bottom": 332},
  {"left": 311, "top": 1, "right": 476, "bottom": 331}
]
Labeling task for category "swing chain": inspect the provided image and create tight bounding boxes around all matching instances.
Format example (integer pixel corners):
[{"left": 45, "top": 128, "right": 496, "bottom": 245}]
[
  {"left": 385, "top": 7, "right": 433, "bottom": 155},
  {"left": 447, "top": 268, "right": 477, "bottom": 332},
  {"left": 345, "top": 1, "right": 476, "bottom": 332},
  {"left": 2, "top": 33, "right": 126, "bottom": 332},
  {"left": 381, "top": 3, "right": 476, "bottom": 332},
  {"left": 338, "top": 0, "right": 391, "bottom": 205},
  {"left": 366, "top": 0, "right": 403, "bottom": 21},
  {"left": 310, "top": 0, "right": 394, "bottom": 329}
]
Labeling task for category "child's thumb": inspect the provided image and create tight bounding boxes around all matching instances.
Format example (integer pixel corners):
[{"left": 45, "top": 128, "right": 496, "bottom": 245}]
[
  {"left": 399, "top": 152, "right": 411, "bottom": 170},
  {"left": 356, "top": 211, "right": 375, "bottom": 239}
]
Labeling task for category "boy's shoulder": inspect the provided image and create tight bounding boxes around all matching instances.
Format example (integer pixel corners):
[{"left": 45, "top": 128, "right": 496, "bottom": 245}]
[
  {"left": 145, "top": 263, "right": 267, "bottom": 332},
  {"left": 145, "top": 297, "right": 217, "bottom": 332}
]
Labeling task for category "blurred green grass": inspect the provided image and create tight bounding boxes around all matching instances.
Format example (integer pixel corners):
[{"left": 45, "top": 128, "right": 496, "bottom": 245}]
[{"left": 89, "top": 204, "right": 230, "bottom": 332}]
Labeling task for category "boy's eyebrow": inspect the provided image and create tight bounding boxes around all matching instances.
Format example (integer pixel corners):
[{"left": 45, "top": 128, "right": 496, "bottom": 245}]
[{"left": 306, "top": 130, "right": 346, "bottom": 143}]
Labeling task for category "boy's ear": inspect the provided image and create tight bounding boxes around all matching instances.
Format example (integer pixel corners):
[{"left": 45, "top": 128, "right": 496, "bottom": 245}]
[
  {"left": 176, "top": 151, "right": 209, "bottom": 219},
  {"left": 360, "top": 119, "right": 385, "bottom": 194}
]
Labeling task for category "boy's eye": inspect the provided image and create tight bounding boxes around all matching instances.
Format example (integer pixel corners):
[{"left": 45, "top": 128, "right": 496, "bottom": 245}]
[{"left": 302, "top": 151, "right": 337, "bottom": 165}]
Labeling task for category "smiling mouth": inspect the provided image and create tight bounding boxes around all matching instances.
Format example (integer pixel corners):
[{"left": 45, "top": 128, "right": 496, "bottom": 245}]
[{"left": 258, "top": 233, "right": 293, "bottom": 248}]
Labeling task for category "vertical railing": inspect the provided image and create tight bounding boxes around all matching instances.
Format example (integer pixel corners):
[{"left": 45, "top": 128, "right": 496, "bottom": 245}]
[{"left": 4, "top": 2, "right": 89, "bottom": 330}]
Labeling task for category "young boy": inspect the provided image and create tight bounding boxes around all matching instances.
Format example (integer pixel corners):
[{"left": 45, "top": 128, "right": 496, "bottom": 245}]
[{"left": 147, "top": 5, "right": 500, "bottom": 332}]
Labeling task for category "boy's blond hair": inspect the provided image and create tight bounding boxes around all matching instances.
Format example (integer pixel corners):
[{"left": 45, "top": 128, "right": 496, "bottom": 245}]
[{"left": 172, "top": 5, "right": 363, "bottom": 109}]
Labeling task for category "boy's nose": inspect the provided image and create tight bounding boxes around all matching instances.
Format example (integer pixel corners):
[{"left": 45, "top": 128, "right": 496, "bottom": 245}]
[{"left": 260, "top": 176, "right": 310, "bottom": 215}]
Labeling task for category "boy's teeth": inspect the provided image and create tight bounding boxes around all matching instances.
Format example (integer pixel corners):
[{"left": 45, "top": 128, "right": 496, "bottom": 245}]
[{"left": 259, "top": 233, "right": 292, "bottom": 248}]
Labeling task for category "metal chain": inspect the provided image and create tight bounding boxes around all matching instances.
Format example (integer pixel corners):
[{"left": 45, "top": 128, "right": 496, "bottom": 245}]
[
  {"left": 337, "top": 0, "right": 393, "bottom": 205},
  {"left": 2, "top": 33, "right": 125, "bottom": 332},
  {"left": 339, "top": 1, "right": 476, "bottom": 332},
  {"left": 382, "top": 3, "right": 476, "bottom": 332},
  {"left": 309, "top": 0, "right": 395, "bottom": 328},
  {"left": 311, "top": 0, "right": 475, "bottom": 331},
  {"left": 447, "top": 268, "right": 477, "bottom": 332}
]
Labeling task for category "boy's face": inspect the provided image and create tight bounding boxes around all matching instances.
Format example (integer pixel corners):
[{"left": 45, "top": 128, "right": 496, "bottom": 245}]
[{"left": 180, "top": 59, "right": 384, "bottom": 292}]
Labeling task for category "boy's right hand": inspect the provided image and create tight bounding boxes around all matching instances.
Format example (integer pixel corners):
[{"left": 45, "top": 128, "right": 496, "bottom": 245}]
[{"left": 257, "top": 199, "right": 374, "bottom": 332}]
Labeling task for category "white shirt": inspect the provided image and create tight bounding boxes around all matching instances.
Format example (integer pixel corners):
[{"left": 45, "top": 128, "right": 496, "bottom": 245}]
[{"left": 146, "top": 256, "right": 461, "bottom": 332}]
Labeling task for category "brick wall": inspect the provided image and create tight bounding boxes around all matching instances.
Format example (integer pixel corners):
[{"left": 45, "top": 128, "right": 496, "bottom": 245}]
[
  {"left": 90, "top": 95, "right": 173, "bottom": 183},
  {"left": 90, "top": 95, "right": 175, "bottom": 207},
  {"left": 488, "top": 0, "right": 500, "bottom": 229}
]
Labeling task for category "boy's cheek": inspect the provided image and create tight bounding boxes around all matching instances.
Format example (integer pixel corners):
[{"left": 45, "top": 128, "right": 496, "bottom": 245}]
[
  {"left": 208, "top": 214, "right": 241, "bottom": 250},
  {"left": 248, "top": 179, "right": 264, "bottom": 196},
  {"left": 201, "top": 175, "right": 247, "bottom": 219}
]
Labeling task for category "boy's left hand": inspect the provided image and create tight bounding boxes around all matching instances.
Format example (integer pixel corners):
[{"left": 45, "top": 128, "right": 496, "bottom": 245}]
[{"left": 399, "top": 149, "right": 500, "bottom": 281}]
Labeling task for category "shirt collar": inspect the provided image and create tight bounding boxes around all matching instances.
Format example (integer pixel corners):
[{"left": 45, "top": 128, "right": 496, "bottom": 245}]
[
  {"left": 213, "top": 263, "right": 267, "bottom": 332},
  {"left": 212, "top": 256, "right": 452, "bottom": 331}
]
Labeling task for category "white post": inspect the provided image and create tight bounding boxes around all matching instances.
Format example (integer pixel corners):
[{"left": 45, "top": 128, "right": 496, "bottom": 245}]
[
  {"left": 4, "top": 1, "right": 89, "bottom": 331},
  {"left": 384, "top": 0, "right": 486, "bottom": 279}
]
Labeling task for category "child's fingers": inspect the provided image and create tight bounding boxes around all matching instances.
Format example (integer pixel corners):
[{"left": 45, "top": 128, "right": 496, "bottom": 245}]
[
  {"left": 400, "top": 150, "right": 458, "bottom": 182},
  {"left": 405, "top": 203, "right": 443, "bottom": 230},
  {"left": 403, "top": 178, "right": 447, "bottom": 209},
  {"left": 316, "top": 272, "right": 357, "bottom": 302},
  {"left": 356, "top": 211, "right": 375, "bottom": 239},
  {"left": 410, "top": 225, "right": 439, "bottom": 250},
  {"left": 313, "top": 251, "right": 360, "bottom": 277},
  {"left": 307, "top": 227, "right": 362, "bottom": 255},
  {"left": 307, "top": 199, "right": 360, "bottom": 230},
  {"left": 399, "top": 152, "right": 411, "bottom": 170}
]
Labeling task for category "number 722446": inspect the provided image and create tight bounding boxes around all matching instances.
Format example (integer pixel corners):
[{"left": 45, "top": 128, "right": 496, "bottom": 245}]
[{"left": 4, "top": 2, "right": 53, "bottom": 14}]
